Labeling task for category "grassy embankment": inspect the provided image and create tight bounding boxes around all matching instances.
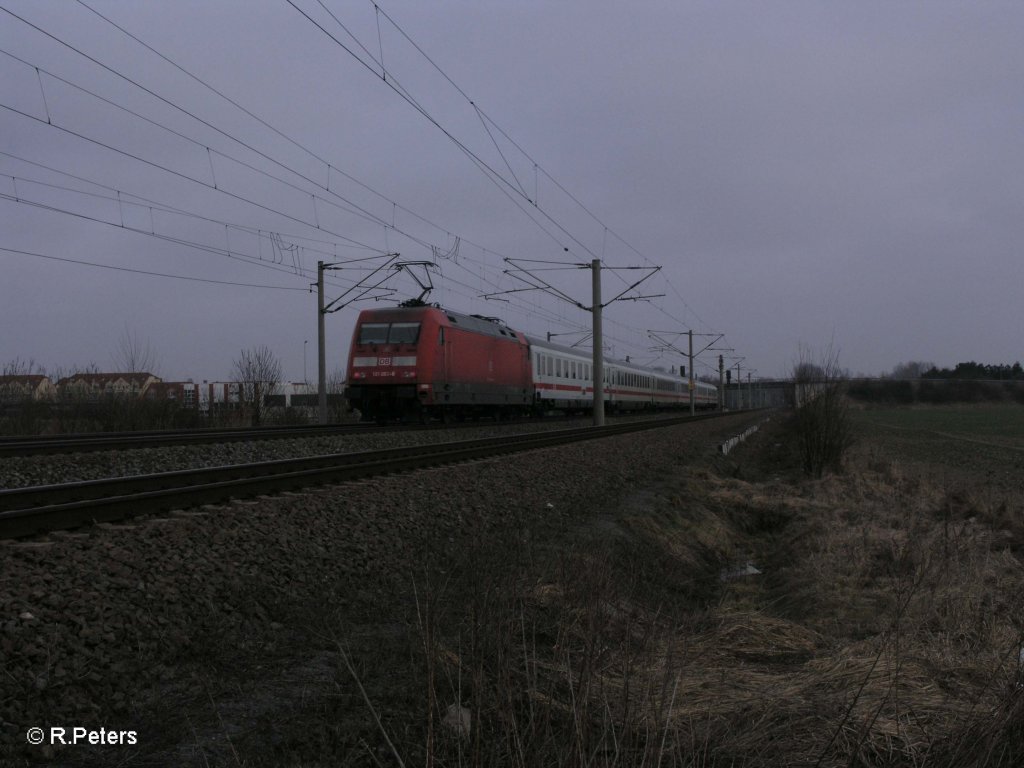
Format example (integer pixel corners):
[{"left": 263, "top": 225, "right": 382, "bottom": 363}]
[{"left": 226, "top": 405, "right": 1024, "bottom": 766}]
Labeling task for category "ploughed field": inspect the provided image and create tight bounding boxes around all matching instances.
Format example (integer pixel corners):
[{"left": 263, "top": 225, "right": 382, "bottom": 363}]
[
  {"left": 854, "top": 403, "right": 1024, "bottom": 483},
  {"left": 3, "top": 405, "right": 1024, "bottom": 766}
]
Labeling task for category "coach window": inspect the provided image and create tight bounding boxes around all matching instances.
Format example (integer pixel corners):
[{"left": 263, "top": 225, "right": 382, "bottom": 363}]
[{"left": 571, "top": 362, "right": 576, "bottom": 379}]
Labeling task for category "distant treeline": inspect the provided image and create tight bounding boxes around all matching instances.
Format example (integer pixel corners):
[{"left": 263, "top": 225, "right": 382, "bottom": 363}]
[
  {"left": 922, "top": 361, "right": 1024, "bottom": 380},
  {"left": 850, "top": 376, "right": 1024, "bottom": 407}
]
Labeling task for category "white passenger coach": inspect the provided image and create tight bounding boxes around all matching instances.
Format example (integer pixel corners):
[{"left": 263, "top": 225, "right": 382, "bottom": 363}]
[{"left": 527, "top": 336, "right": 717, "bottom": 412}]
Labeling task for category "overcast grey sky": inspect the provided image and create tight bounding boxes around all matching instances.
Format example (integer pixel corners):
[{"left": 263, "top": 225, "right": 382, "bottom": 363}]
[{"left": 2, "top": 1, "right": 1021, "bottom": 382}]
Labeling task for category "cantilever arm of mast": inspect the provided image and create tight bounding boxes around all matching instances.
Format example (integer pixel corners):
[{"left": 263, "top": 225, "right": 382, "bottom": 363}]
[
  {"left": 602, "top": 266, "right": 661, "bottom": 306},
  {"left": 502, "top": 261, "right": 587, "bottom": 309},
  {"left": 322, "top": 253, "right": 401, "bottom": 313},
  {"left": 480, "top": 286, "right": 547, "bottom": 301}
]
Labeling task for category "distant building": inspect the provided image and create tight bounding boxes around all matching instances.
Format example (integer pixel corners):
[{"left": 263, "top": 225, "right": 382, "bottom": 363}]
[
  {"left": 56, "top": 372, "right": 160, "bottom": 400},
  {"left": 145, "top": 381, "right": 199, "bottom": 409},
  {"left": 202, "top": 381, "right": 315, "bottom": 412},
  {"left": 0, "top": 374, "right": 56, "bottom": 402},
  {"left": 203, "top": 381, "right": 242, "bottom": 413},
  {"left": 264, "top": 381, "right": 318, "bottom": 409}
]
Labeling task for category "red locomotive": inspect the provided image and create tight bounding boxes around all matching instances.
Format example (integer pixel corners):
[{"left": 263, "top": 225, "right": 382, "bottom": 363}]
[
  {"left": 345, "top": 304, "right": 717, "bottom": 421},
  {"left": 345, "top": 304, "right": 532, "bottom": 421}
]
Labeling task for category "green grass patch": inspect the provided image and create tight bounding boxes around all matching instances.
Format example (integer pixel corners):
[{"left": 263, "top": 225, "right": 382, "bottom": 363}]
[{"left": 854, "top": 402, "right": 1024, "bottom": 445}]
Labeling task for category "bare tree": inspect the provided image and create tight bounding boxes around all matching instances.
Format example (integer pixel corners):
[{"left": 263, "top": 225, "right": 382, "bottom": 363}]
[
  {"left": 114, "top": 326, "right": 159, "bottom": 374},
  {"left": 792, "top": 344, "right": 854, "bottom": 477},
  {"left": 232, "top": 345, "right": 282, "bottom": 426},
  {"left": 326, "top": 367, "right": 351, "bottom": 421},
  {"left": 2, "top": 357, "right": 43, "bottom": 376}
]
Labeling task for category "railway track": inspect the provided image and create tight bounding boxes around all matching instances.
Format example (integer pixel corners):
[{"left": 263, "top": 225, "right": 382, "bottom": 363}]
[
  {"left": 0, "top": 413, "right": 600, "bottom": 457},
  {"left": 0, "top": 422, "right": 394, "bottom": 457},
  {"left": 0, "top": 412, "right": 733, "bottom": 539}
]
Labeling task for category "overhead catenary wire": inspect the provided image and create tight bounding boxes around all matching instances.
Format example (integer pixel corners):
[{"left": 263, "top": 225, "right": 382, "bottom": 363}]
[
  {"left": 0, "top": 16, "right": 570, "bottom": 298},
  {"left": 285, "top": 0, "right": 604, "bottom": 262},
  {"left": 74, "top": 0, "right": 516, "bottom": 265},
  {"left": 0, "top": 245, "right": 309, "bottom": 290},
  {"left": 369, "top": 1, "right": 718, "bottom": 332},
  {"left": 0, "top": 156, "right": 380, "bottom": 261},
  {"left": 290, "top": 1, "right": 732, "bottom": 352},
  {"left": 0, "top": 47, "right": 404, "bottom": 243},
  {"left": 0, "top": 174, "right": 396, "bottom": 296},
  {"left": 3, "top": 2, "right": 737, "bottom": 363}
]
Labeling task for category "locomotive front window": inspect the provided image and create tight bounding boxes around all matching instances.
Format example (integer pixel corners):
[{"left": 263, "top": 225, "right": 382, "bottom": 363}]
[
  {"left": 357, "top": 322, "right": 421, "bottom": 345},
  {"left": 388, "top": 322, "right": 421, "bottom": 344},
  {"left": 358, "top": 323, "right": 389, "bottom": 344}
]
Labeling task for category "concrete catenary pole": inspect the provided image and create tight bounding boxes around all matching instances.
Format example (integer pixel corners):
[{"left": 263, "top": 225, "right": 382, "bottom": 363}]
[
  {"left": 317, "top": 261, "right": 327, "bottom": 424},
  {"left": 592, "top": 258, "right": 605, "bottom": 426},
  {"left": 719, "top": 354, "right": 725, "bottom": 410},
  {"left": 688, "top": 329, "right": 695, "bottom": 416}
]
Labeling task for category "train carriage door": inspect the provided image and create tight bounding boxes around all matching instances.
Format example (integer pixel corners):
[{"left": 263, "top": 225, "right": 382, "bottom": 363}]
[{"left": 440, "top": 325, "right": 450, "bottom": 384}]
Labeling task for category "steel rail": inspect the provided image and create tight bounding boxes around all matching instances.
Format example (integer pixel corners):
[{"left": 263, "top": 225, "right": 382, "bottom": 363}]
[
  {"left": 0, "top": 422, "right": 387, "bottom": 457},
  {"left": 0, "top": 412, "right": 735, "bottom": 539},
  {"left": 0, "top": 412, "right": 597, "bottom": 457}
]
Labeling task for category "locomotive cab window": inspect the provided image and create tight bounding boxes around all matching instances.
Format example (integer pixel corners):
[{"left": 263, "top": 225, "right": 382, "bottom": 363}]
[
  {"left": 388, "top": 323, "right": 421, "bottom": 344},
  {"left": 358, "top": 323, "right": 389, "bottom": 344},
  {"left": 358, "top": 322, "right": 421, "bottom": 345}
]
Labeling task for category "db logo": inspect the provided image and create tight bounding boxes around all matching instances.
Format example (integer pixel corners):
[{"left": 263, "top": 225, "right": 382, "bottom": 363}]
[{"left": 378, "top": 357, "right": 391, "bottom": 366}]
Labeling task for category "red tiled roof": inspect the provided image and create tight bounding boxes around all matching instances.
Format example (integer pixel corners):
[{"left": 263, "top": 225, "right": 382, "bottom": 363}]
[
  {"left": 0, "top": 375, "right": 49, "bottom": 386},
  {"left": 56, "top": 372, "right": 158, "bottom": 387}
]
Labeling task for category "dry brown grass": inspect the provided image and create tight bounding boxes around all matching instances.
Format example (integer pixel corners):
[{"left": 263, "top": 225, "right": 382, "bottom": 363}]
[{"left": 328, "top": 418, "right": 1024, "bottom": 767}]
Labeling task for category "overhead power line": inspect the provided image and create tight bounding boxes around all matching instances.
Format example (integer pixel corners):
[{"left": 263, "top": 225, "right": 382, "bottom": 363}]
[
  {"left": 3, "top": 2, "right": 728, "bottom": 361},
  {"left": 0, "top": 245, "right": 307, "bottom": 290},
  {"left": 75, "top": 0, "right": 538, "bottom": 272},
  {"left": 289, "top": 1, "right": 726, "bottom": 346}
]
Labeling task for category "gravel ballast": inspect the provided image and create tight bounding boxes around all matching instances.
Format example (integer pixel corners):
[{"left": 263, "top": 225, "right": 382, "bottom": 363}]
[
  {"left": 0, "top": 412, "right": 762, "bottom": 765},
  {"left": 1, "top": 415, "right": 672, "bottom": 490}
]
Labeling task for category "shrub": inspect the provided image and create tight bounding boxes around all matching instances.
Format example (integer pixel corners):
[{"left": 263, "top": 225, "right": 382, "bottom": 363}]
[{"left": 792, "top": 346, "right": 854, "bottom": 477}]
